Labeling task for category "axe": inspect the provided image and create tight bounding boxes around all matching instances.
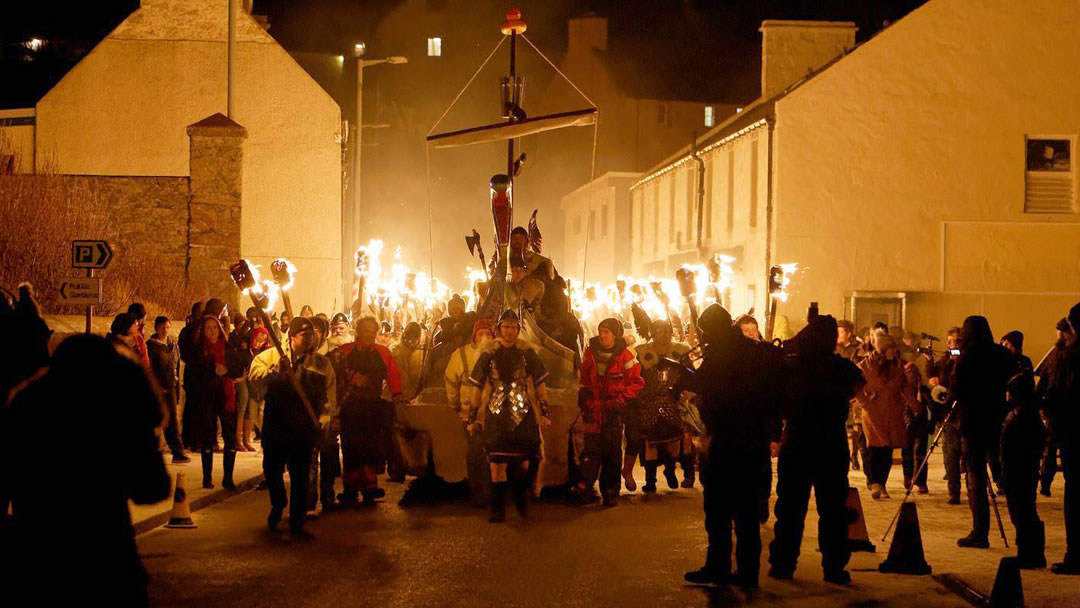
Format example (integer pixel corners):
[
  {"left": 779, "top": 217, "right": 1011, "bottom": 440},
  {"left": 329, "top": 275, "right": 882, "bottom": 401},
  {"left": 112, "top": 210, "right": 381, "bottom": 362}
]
[{"left": 465, "top": 229, "right": 489, "bottom": 280}]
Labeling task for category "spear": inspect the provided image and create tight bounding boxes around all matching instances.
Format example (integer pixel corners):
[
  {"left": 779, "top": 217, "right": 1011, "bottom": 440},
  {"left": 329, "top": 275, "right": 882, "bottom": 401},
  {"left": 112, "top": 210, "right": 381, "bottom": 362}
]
[{"left": 230, "top": 259, "right": 318, "bottom": 427}]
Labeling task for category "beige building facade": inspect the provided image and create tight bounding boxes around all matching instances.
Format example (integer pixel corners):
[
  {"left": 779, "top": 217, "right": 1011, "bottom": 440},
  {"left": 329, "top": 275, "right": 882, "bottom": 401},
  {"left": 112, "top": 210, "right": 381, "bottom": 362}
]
[
  {"left": 630, "top": 0, "right": 1080, "bottom": 357},
  {"left": 2, "top": 0, "right": 344, "bottom": 313},
  {"left": 560, "top": 172, "right": 640, "bottom": 283}
]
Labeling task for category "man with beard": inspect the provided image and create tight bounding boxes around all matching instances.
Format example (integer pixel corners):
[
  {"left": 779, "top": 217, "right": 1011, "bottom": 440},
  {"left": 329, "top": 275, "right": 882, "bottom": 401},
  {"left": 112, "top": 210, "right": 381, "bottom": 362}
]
[
  {"left": 626, "top": 318, "right": 693, "bottom": 493},
  {"left": 332, "top": 316, "right": 405, "bottom": 505},
  {"left": 327, "top": 313, "right": 353, "bottom": 351},
  {"left": 768, "top": 315, "right": 865, "bottom": 585},
  {"left": 249, "top": 317, "right": 335, "bottom": 535},
  {"left": 953, "top": 315, "right": 1016, "bottom": 548},
  {"left": 684, "top": 304, "right": 783, "bottom": 588},
  {"left": 574, "top": 318, "right": 644, "bottom": 507},
  {"left": 467, "top": 310, "right": 552, "bottom": 522}
]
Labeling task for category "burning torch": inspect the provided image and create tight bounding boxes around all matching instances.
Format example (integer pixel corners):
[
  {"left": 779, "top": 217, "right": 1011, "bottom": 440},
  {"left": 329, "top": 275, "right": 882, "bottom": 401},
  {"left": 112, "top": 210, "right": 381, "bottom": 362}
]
[
  {"left": 270, "top": 258, "right": 296, "bottom": 320},
  {"left": 230, "top": 259, "right": 318, "bottom": 427},
  {"left": 675, "top": 266, "right": 700, "bottom": 345},
  {"left": 765, "top": 263, "right": 797, "bottom": 342}
]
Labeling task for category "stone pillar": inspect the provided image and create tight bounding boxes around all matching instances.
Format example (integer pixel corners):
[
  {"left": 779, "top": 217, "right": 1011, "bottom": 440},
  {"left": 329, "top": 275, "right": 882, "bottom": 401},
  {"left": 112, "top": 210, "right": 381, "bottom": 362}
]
[{"left": 186, "top": 113, "right": 246, "bottom": 310}]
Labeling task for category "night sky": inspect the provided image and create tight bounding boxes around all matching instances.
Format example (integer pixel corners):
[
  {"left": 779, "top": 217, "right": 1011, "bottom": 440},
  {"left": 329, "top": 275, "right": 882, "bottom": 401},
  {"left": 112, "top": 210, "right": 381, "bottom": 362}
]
[{"left": 2, "top": 0, "right": 928, "bottom": 108}]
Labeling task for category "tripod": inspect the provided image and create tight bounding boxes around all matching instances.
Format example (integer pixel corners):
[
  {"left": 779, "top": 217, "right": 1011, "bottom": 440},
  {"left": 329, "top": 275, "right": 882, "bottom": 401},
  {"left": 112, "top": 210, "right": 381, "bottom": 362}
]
[{"left": 881, "top": 399, "right": 1008, "bottom": 545}]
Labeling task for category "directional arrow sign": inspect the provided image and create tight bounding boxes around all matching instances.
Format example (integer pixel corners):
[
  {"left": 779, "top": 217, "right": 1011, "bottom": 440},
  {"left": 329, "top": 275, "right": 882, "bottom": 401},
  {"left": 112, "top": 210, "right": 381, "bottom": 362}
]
[
  {"left": 59, "top": 277, "right": 103, "bottom": 305},
  {"left": 72, "top": 240, "right": 113, "bottom": 269}
]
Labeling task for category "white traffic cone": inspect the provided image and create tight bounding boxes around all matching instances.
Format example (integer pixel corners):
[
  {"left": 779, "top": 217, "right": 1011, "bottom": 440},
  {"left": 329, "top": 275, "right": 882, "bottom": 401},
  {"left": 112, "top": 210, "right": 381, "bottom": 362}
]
[{"left": 164, "top": 472, "right": 197, "bottom": 529}]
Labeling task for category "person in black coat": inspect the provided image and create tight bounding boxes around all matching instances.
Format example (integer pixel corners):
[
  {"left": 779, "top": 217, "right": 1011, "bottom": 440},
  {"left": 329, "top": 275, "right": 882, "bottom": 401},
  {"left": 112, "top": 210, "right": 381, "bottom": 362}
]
[
  {"left": 1000, "top": 369, "right": 1047, "bottom": 568},
  {"left": 1, "top": 335, "right": 169, "bottom": 606},
  {"left": 953, "top": 315, "right": 1017, "bottom": 548},
  {"left": 768, "top": 315, "right": 865, "bottom": 585},
  {"left": 1051, "top": 303, "right": 1080, "bottom": 575},
  {"left": 684, "top": 304, "right": 783, "bottom": 588}
]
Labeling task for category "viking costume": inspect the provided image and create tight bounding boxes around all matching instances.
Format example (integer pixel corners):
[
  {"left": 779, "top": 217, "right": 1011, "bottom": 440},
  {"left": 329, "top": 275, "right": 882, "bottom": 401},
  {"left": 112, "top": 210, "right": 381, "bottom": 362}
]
[
  {"left": 468, "top": 310, "right": 549, "bottom": 521},
  {"left": 332, "top": 335, "right": 403, "bottom": 504}
]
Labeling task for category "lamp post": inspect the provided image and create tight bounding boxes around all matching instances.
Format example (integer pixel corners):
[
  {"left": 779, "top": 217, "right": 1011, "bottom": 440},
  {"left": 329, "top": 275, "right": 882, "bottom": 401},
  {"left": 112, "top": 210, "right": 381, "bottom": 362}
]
[{"left": 349, "top": 42, "right": 406, "bottom": 307}]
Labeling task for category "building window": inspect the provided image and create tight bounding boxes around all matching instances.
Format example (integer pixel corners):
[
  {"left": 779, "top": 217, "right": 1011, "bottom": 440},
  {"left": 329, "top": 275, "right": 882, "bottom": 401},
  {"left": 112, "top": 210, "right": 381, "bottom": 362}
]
[
  {"left": 658, "top": 102, "right": 671, "bottom": 127},
  {"left": 601, "top": 204, "right": 608, "bottom": 238},
  {"left": 1025, "top": 137, "right": 1075, "bottom": 213},
  {"left": 704, "top": 106, "right": 714, "bottom": 128},
  {"left": 573, "top": 214, "right": 581, "bottom": 235},
  {"left": 427, "top": 37, "right": 442, "bottom": 57},
  {"left": 589, "top": 210, "right": 596, "bottom": 239}
]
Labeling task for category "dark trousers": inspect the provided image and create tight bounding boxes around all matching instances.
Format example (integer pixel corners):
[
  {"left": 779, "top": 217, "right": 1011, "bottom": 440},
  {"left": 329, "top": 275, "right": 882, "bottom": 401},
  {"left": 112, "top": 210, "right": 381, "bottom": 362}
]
[
  {"left": 582, "top": 424, "right": 623, "bottom": 498},
  {"left": 1041, "top": 434, "right": 1059, "bottom": 493},
  {"left": 942, "top": 423, "right": 963, "bottom": 498},
  {"left": 867, "top": 447, "right": 894, "bottom": 487},
  {"left": 307, "top": 430, "right": 340, "bottom": 509},
  {"left": 161, "top": 390, "right": 185, "bottom": 456},
  {"left": 644, "top": 458, "right": 675, "bottom": 485},
  {"left": 1064, "top": 441, "right": 1079, "bottom": 565},
  {"left": 769, "top": 446, "right": 851, "bottom": 574},
  {"left": 902, "top": 426, "right": 929, "bottom": 488},
  {"left": 264, "top": 443, "right": 313, "bottom": 531},
  {"left": 1003, "top": 453, "right": 1044, "bottom": 562},
  {"left": 962, "top": 435, "right": 992, "bottom": 538},
  {"left": 703, "top": 444, "right": 766, "bottom": 582}
]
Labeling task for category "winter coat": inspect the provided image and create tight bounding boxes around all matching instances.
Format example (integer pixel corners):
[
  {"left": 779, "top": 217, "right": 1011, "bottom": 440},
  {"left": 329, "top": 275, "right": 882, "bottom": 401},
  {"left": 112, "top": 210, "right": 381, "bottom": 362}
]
[
  {"left": 953, "top": 341, "right": 1015, "bottom": 441},
  {"left": 579, "top": 337, "right": 644, "bottom": 434},
  {"left": 857, "top": 355, "right": 915, "bottom": 448},
  {"left": 146, "top": 336, "right": 177, "bottom": 391},
  {"left": 249, "top": 347, "right": 337, "bottom": 445},
  {"left": 181, "top": 319, "right": 234, "bottom": 451},
  {"left": 444, "top": 342, "right": 483, "bottom": 421}
]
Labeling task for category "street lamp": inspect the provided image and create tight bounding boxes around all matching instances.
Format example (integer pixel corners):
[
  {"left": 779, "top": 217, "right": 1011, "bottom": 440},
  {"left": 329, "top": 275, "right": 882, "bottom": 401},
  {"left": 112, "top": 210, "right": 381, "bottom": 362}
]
[{"left": 347, "top": 43, "right": 407, "bottom": 307}]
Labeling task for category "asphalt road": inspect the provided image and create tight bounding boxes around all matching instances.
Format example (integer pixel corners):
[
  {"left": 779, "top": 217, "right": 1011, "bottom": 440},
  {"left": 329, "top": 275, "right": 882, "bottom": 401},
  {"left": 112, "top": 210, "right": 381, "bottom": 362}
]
[{"left": 138, "top": 471, "right": 977, "bottom": 608}]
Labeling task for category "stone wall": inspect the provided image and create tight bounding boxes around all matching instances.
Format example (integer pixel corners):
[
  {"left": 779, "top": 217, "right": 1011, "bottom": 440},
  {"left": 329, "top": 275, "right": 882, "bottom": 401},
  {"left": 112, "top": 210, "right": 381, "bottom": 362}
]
[{"left": 68, "top": 174, "right": 190, "bottom": 280}]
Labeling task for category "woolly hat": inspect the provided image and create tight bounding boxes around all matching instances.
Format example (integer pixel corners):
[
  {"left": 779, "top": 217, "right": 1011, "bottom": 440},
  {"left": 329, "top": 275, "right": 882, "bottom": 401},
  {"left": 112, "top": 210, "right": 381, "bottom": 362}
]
[{"left": 598, "top": 317, "right": 623, "bottom": 338}]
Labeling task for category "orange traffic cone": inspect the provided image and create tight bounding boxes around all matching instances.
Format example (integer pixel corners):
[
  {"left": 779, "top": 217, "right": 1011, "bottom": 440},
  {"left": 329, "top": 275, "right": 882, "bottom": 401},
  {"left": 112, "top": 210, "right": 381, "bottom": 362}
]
[
  {"left": 988, "top": 557, "right": 1024, "bottom": 608},
  {"left": 878, "top": 501, "right": 931, "bottom": 575},
  {"left": 164, "top": 472, "right": 197, "bottom": 529},
  {"left": 845, "top": 486, "right": 876, "bottom": 553}
]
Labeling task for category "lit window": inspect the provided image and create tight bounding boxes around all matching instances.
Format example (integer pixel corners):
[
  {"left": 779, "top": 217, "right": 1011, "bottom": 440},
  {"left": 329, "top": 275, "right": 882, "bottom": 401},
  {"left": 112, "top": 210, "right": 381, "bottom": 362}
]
[
  {"left": 736, "top": 107, "right": 743, "bottom": 113},
  {"left": 704, "top": 106, "right": 714, "bottom": 128},
  {"left": 1025, "top": 136, "right": 1075, "bottom": 213},
  {"left": 427, "top": 37, "right": 442, "bottom": 57}
]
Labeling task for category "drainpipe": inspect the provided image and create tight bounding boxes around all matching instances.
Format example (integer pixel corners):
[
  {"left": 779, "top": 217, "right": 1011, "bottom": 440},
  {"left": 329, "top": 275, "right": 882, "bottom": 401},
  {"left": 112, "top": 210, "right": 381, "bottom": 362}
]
[
  {"left": 763, "top": 116, "right": 776, "bottom": 311},
  {"left": 691, "top": 132, "right": 706, "bottom": 257},
  {"left": 227, "top": 0, "right": 237, "bottom": 118}
]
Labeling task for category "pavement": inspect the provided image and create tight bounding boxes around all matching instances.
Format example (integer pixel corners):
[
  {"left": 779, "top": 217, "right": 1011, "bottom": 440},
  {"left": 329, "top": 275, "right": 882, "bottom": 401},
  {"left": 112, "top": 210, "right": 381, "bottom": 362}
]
[
  {"left": 134, "top": 452, "right": 1078, "bottom": 607},
  {"left": 130, "top": 447, "right": 266, "bottom": 535}
]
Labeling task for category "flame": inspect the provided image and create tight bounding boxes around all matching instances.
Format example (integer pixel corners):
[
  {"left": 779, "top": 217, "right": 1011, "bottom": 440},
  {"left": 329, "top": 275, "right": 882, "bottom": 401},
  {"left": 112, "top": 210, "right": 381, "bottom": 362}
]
[
  {"left": 352, "top": 240, "right": 454, "bottom": 323},
  {"left": 772, "top": 263, "right": 799, "bottom": 303},
  {"left": 271, "top": 257, "right": 297, "bottom": 291},
  {"left": 238, "top": 260, "right": 280, "bottom": 312}
]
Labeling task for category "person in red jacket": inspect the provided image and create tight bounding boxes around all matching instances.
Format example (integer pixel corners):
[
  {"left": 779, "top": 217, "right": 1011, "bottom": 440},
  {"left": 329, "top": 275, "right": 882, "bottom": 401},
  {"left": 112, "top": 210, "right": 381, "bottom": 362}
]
[
  {"left": 331, "top": 316, "right": 405, "bottom": 505},
  {"left": 574, "top": 317, "right": 645, "bottom": 507}
]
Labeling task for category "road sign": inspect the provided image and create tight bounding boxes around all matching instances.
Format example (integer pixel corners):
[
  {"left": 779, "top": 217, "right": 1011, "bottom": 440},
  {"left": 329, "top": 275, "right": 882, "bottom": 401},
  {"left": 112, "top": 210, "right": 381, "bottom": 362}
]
[
  {"left": 59, "top": 277, "right": 103, "bottom": 306},
  {"left": 72, "top": 240, "right": 113, "bottom": 269}
]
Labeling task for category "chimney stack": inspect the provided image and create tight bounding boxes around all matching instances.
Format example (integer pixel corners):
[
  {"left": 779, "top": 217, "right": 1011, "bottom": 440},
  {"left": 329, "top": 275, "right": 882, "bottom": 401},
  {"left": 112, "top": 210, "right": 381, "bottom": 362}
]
[{"left": 760, "top": 20, "right": 856, "bottom": 99}]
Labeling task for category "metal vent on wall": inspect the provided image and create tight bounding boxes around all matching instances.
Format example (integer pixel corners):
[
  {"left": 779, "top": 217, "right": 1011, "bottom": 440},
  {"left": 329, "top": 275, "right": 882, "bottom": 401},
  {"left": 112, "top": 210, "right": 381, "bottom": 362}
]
[{"left": 1025, "top": 172, "right": 1075, "bottom": 213}]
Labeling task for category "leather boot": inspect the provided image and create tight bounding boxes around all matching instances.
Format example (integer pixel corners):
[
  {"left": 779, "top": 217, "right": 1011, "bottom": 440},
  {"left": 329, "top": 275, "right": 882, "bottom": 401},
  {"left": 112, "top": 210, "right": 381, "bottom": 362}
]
[
  {"left": 489, "top": 481, "right": 507, "bottom": 523},
  {"left": 201, "top": 451, "right": 214, "bottom": 489},
  {"left": 680, "top": 455, "right": 696, "bottom": 488},
  {"left": 222, "top": 450, "right": 237, "bottom": 490},
  {"left": 1018, "top": 521, "right": 1047, "bottom": 569},
  {"left": 509, "top": 473, "right": 528, "bottom": 517}
]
